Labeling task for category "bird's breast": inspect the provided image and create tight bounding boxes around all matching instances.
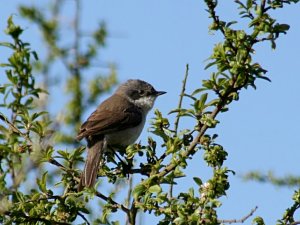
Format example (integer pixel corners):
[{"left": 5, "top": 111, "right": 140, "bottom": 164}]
[{"left": 105, "top": 116, "right": 146, "bottom": 146}]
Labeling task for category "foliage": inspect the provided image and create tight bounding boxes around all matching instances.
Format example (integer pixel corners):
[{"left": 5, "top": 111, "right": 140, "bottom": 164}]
[
  {"left": 243, "top": 171, "right": 300, "bottom": 187},
  {"left": 0, "top": 1, "right": 300, "bottom": 225},
  {"left": 18, "top": 1, "right": 117, "bottom": 145}
]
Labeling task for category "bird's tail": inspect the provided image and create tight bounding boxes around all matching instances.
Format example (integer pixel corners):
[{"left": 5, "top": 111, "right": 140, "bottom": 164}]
[{"left": 78, "top": 137, "right": 105, "bottom": 191}]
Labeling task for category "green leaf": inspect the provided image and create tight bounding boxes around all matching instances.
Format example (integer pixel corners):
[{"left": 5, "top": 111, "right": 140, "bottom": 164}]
[
  {"left": 57, "top": 150, "right": 69, "bottom": 159},
  {"left": 252, "top": 216, "right": 265, "bottom": 225},
  {"left": 246, "top": 0, "right": 253, "bottom": 9},
  {"left": 194, "top": 93, "right": 208, "bottom": 112},
  {"left": 5, "top": 16, "right": 23, "bottom": 39},
  {"left": 191, "top": 88, "right": 207, "bottom": 96},
  {"left": 206, "top": 99, "right": 220, "bottom": 107},
  {"left": 204, "top": 60, "right": 217, "bottom": 70},
  {"left": 31, "top": 111, "right": 47, "bottom": 121},
  {"left": 193, "top": 177, "right": 203, "bottom": 186},
  {"left": 15, "top": 191, "right": 25, "bottom": 202},
  {"left": 148, "top": 184, "right": 162, "bottom": 194},
  {"left": 183, "top": 93, "right": 197, "bottom": 101},
  {"left": 199, "top": 93, "right": 208, "bottom": 104},
  {"left": 174, "top": 166, "right": 185, "bottom": 178},
  {"left": 226, "top": 21, "right": 237, "bottom": 27},
  {"left": 0, "top": 63, "right": 12, "bottom": 67},
  {"left": 202, "top": 79, "right": 214, "bottom": 89},
  {"left": 173, "top": 217, "right": 184, "bottom": 223},
  {"left": 275, "top": 24, "right": 290, "bottom": 33},
  {"left": 37, "top": 172, "right": 48, "bottom": 193},
  {"left": 168, "top": 108, "right": 195, "bottom": 118},
  {"left": 133, "top": 183, "right": 146, "bottom": 200},
  {"left": 6, "top": 72, "right": 18, "bottom": 85},
  {"left": 0, "top": 86, "right": 6, "bottom": 94},
  {"left": 31, "top": 51, "right": 39, "bottom": 60},
  {"left": 0, "top": 42, "right": 14, "bottom": 49}
]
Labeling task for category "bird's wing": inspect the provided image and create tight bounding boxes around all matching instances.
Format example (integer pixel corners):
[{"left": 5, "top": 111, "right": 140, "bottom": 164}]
[{"left": 76, "top": 95, "right": 142, "bottom": 140}]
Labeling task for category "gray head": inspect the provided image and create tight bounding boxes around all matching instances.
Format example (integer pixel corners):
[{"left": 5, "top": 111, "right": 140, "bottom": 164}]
[{"left": 116, "top": 79, "right": 166, "bottom": 111}]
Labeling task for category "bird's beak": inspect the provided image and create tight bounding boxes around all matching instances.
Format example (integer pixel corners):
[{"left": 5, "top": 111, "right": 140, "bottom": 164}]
[{"left": 155, "top": 91, "right": 167, "bottom": 96}]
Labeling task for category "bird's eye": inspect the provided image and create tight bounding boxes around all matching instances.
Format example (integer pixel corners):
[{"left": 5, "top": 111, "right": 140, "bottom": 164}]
[{"left": 138, "top": 90, "right": 145, "bottom": 96}]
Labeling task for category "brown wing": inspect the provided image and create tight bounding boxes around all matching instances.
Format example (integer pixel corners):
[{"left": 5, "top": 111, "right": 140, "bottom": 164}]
[{"left": 76, "top": 94, "right": 142, "bottom": 141}]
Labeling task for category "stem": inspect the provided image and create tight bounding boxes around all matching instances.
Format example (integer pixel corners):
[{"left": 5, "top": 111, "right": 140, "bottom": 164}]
[
  {"left": 157, "top": 68, "right": 241, "bottom": 180},
  {"left": 126, "top": 175, "right": 134, "bottom": 225},
  {"left": 0, "top": 112, "right": 33, "bottom": 145},
  {"left": 95, "top": 191, "right": 130, "bottom": 214},
  {"left": 174, "top": 64, "right": 189, "bottom": 134},
  {"left": 128, "top": 200, "right": 138, "bottom": 225},
  {"left": 218, "top": 206, "right": 258, "bottom": 224},
  {"left": 169, "top": 64, "right": 189, "bottom": 198}
]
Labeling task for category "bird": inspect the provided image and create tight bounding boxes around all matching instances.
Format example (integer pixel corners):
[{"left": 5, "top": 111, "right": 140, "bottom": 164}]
[{"left": 76, "top": 79, "right": 166, "bottom": 191}]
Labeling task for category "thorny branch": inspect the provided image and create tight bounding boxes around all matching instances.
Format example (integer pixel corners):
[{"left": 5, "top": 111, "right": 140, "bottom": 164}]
[
  {"left": 0, "top": 112, "right": 33, "bottom": 145},
  {"left": 174, "top": 64, "right": 189, "bottom": 135},
  {"left": 48, "top": 154, "right": 130, "bottom": 216},
  {"left": 290, "top": 222, "right": 300, "bottom": 225},
  {"left": 169, "top": 64, "right": 189, "bottom": 198},
  {"left": 95, "top": 190, "right": 130, "bottom": 214},
  {"left": 283, "top": 203, "right": 300, "bottom": 225},
  {"left": 77, "top": 212, "right": 90, "bottom": 225},
  {"left": 157, "top": 0, "right": 271, "bottom": 181},
  {"left": 218, "top": 206, "right": 258, "bottom": 224}
]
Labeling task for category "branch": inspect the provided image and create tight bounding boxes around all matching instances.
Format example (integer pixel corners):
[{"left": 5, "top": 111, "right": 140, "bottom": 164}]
[
  {"left": 218, "top": 206, "right": 258, "bottom": 224},
  {"left": 157, "top": 99, "right": 222, "bottom": 179},
  {"left": 48, "top": 155, "right": 130, "bottom": 220},
  {"left": 125, "top": 175, "right": 134, "bottom": 225},
  {"left": 95, "top": 190, "right": 129, "bottom": 214},
  {"left": 174, "top": 64, "right": 189, "bottom": 134},
  {"left": 129, "top": 199, "right": 138, "bottom": 225},
  {"left": 169, "top": 64, "right": 189, "bottom": 198},
  {"left": 260, "top": 0, "right": 267, "bottom": 13},
  {"left": 48, "top": 157, "right": 69, "bottom": 172},
  {"left": 7, "top": 212, "right": 71, "bottom": 225},
  {"left": 290, "top": 222, "right": 300, "bottom": 225},
  {"left": 157, "top": 0, "right": 265, "bottom": 180},
  {"left": 0, "top": 112, "right": 33, "bottom": 145},
  {"left": 284, "top": 203, "right": 300, "bottom": 224},
  {"left": 77, "top": 212, "right": 90, "bottom": 225}
]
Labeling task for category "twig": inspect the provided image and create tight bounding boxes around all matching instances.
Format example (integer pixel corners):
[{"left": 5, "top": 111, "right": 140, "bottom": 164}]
[
  {"left": 260, "top": 0, "right": 266, "bottom": 13},
  {"left": 129, "top": 199, "right": 138, "bottom": 225},
  {"left": 157, "top": 0, "right": 262, "bottom": 181},
  {"left": 129, "top": 168, "right": 149, "bottom": 176},
  {"left": 156, "top": 100, "right": 222, "bottom": 179},
  {"left": 174, "top": 64, "right": 189, "bottom": 135},
  {"left": 47, "top": 157, "right": 82, "bottom": 187},
  {"left": 290, "top": 222, "right": 300, "bottom": 225},
  {"left": 48, "top": 158, "right": 67, "bottom": 170},
  {"left": 283, "top": 203, "right": 300, "bottom": 225},
  {"left": 0, "top": 112, "right": 32, "bottom": 145},
  {"left": 218, "top": 206, "right": 258, "bottom": 224},
  {"left": 169, "top": 64, "right": 189, "bottom": 198},
  {"left": 126, "top": 175, "right": 134, "bottom": 225},
  {"left": 9, "top": 213, "right": 71, "bottom": 225},
  {"left": 95, "top": 190, "right": 129, "bottom": 214},
  {"left": 77, "top": 211, "right": 90, "bottom": 225}
]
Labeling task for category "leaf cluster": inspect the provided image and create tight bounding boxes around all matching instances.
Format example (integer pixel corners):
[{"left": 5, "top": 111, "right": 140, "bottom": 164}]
[{"left": 19, "top": 2, "right": 117, "bottom": 145}]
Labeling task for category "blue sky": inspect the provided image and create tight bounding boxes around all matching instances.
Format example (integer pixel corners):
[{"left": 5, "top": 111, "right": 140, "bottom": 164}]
[{"left": 1, "top": 1, "right": 300, "bottom": 224}]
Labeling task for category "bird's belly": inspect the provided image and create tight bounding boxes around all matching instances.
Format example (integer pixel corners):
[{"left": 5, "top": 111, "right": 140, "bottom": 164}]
[{"left": 105, "top": 119, "right": 145, "bottom": 146}]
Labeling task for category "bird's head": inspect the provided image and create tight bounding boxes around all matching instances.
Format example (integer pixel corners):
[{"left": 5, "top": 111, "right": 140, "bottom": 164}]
[{"left": 116, "top": 79, "right": 166, "bottom": 111}]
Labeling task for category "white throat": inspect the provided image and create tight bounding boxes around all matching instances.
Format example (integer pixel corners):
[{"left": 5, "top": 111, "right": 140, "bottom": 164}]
[{"left": 132, "top": 96, "right": 156, "bottom": 112}]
